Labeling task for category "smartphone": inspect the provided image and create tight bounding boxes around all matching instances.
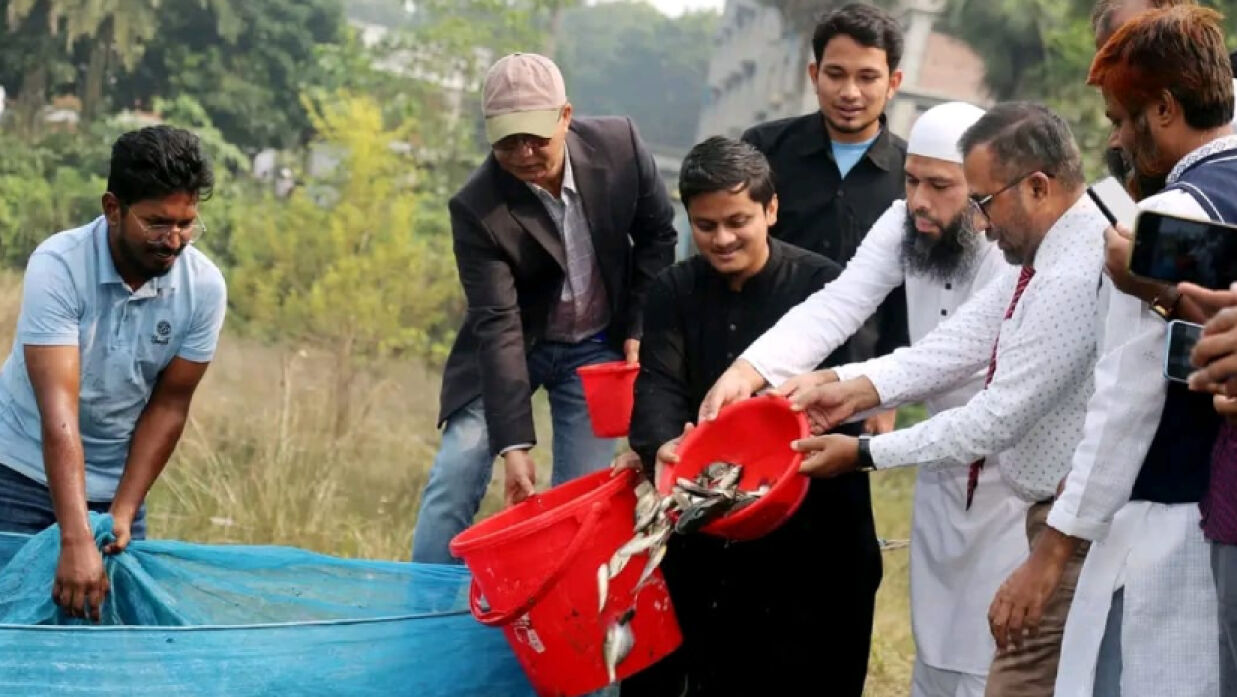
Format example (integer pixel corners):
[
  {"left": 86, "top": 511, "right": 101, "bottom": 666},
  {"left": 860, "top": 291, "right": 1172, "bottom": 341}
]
[
  {"left": 1130, "top": 209, "right": 1237, "bottom": 289},
  {"left": 1163, "top": 320, "right": 1204, "bottom": 383},
  {"left": 1087, "top": 176, "right": 1139, "bottom": 229}
]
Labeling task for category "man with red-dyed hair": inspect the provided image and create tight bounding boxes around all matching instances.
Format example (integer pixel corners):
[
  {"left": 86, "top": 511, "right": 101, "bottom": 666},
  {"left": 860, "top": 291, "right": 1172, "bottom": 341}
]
[{"left": 991, "top": 6, "right": 1234, "bottom": 696}]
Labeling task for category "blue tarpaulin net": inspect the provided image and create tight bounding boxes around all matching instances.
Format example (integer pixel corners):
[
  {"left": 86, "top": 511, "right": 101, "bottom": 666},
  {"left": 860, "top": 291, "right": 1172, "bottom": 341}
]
[{"left": 0, "top": 513, "right": 536, "bottom": 696}]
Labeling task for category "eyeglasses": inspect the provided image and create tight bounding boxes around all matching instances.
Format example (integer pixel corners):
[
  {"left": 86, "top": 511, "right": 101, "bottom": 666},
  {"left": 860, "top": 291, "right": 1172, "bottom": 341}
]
[
  {"left": 492, "top": 133, "right": 554, "bottom": 154},
  {"left": 968, "top": 171, "right": 1053, "bottom": 221},
  {"left": 128, "top": 211, "right": 206, "bottom": 244}
]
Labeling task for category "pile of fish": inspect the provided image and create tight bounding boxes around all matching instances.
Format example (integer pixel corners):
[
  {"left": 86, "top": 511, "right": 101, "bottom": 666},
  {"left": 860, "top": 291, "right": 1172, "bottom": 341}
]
[{"left": 599, "top": 461, "right": 771, "bottom": 683}]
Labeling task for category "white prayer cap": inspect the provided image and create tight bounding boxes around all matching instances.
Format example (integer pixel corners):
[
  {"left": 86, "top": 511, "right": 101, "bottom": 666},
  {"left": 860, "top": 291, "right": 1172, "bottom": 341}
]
[{"left": 907, "top": 101, "right": 987, "bottom": 164}]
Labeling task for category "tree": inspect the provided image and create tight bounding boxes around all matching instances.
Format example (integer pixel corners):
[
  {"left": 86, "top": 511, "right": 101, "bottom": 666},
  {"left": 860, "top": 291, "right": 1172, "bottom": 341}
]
[
  {"left": 556, "top": 2, "right": 718, "bottom": 148},
  {"left": 940, "top": 0, "right": 1237, "bottom": 177},
  {"left": 111, "top": 0, "right": 347, "bottom": 150},
  {"left": 3, "top": 0, "right": 77, "bottom": 134},
  {"left": 225, "top": 93, "right": 460, "bottom": 435}
]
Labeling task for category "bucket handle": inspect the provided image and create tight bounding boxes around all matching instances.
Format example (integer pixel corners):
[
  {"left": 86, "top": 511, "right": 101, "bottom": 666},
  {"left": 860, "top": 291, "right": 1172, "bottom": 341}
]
[{"left": 468, "top": 499, "right": 607, "bottom": 627}]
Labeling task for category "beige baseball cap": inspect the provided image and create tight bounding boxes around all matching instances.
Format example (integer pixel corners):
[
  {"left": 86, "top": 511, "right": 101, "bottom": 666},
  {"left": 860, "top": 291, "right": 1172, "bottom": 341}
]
[{"left": 482, "top": 53, "right": 567, "bottom": 145}]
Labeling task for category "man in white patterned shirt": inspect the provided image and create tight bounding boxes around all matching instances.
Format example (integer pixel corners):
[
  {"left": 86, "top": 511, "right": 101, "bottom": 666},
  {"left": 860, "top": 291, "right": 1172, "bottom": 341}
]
[
  {"left": 787, "top": 103, "right": 1108, "bottom": 697},
  {"left": 998, "top": 7, "right": 1234, "bottom": 696}
]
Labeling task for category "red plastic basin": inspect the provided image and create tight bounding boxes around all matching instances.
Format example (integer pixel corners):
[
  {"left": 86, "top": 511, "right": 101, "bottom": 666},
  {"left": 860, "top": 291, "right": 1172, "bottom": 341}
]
[{"left": 655, "top": 394, "right": 810, "bottom": 541}]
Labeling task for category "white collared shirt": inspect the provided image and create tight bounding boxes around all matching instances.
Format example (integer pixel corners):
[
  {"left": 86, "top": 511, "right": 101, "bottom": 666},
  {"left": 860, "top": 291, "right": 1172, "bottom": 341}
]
[
  {"left": 1048, "top": 134, "right": 1237, "bottom": 541},
  {"left": 836, "top": 194, "right": 1108, "bottom": 502}
]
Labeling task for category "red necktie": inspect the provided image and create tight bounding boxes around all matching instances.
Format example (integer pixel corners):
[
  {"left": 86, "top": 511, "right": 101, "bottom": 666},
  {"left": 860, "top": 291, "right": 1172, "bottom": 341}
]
[{"left": 965, "top": 266, "right": 1036, "bottom": 510}]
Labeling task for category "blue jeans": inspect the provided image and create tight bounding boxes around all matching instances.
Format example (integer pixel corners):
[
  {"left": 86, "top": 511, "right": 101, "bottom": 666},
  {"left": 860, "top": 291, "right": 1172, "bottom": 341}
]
[
  {"left": 0, "top": 463, "right": 147, "bottom": 538},
  {"left": 411, "top": 340, "right": 621, "bottom": 564}
]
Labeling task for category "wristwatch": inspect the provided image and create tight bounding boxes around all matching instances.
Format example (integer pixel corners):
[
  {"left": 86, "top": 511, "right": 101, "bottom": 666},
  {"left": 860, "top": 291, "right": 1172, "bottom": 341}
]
[
  {"left": 1150, "top": 286, "right": 1182, "bottom": 320},
  {"left": 856, "top": 434, "right": 876, "bottom": 472}
]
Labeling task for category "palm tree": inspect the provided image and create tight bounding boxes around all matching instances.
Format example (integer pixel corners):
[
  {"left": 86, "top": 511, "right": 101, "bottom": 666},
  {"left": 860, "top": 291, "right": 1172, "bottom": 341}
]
[
  {"left": 65, "top": 0, "right": 164, "bottom": 121},
  {"left": 5, "top": 0, "right": 73, "bottom": 132}
]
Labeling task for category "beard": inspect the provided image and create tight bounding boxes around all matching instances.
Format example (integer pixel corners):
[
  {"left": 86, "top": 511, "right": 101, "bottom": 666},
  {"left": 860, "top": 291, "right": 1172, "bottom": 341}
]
[
  {"left": 1106, "top": 114, "right": 1171, "bottom": 201},
  {"left": 116, "top": 222, "right": 182, "bottom": 280},
  {"left": 900, "top": 208, "right": 981, "bottom": 283}
]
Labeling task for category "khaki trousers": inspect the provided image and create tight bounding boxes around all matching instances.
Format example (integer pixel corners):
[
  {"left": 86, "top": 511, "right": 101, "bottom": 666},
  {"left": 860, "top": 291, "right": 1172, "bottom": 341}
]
[{"left": 984, "top": 500, "right": 1090, "bottom": 697}]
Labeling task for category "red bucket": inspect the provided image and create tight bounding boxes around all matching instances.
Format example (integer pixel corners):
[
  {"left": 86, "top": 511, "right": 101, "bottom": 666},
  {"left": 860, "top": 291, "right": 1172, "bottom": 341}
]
[
  {"left": 449, "top": 468, "right": 681, "bottom": 697},
  {"left": 656, "top": 394, "right": 810, "bottom": 541},
  {"left": 576, "top": 361, "right": 639, "bottom": 438}
]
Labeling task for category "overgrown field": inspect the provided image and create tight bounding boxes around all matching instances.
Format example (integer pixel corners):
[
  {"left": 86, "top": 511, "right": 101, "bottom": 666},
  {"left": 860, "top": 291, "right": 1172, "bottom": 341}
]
[{"left": 0, "top": 270, "right": 916, "bottom": 695}]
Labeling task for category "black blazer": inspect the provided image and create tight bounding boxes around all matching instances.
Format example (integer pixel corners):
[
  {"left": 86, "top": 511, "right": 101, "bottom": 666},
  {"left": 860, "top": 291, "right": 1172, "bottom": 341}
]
[{"left": 438, "top": 116, "right": 678, "bottom": 455}]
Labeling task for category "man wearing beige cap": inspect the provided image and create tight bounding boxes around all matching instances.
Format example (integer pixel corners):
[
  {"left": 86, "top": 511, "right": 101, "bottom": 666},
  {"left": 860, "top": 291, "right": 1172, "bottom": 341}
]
[{"left": 412, "top": 52, "right": 678, "bottom": 564}]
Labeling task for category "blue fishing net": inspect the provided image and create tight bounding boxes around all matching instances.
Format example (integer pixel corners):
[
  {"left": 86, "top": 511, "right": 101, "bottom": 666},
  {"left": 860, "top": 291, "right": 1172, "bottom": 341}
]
[{"left": 0, "top": 513, "right": 536, "bottom": 696}]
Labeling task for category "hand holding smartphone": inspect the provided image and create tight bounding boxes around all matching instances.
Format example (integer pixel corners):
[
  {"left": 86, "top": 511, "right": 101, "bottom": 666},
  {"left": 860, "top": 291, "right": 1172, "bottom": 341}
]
[
  {"left": 1129, "top": 210, "right": 1237, "bottom": 289},
  {"left": 1164, "top": 320, "right": 1205, "bottom": 383}
]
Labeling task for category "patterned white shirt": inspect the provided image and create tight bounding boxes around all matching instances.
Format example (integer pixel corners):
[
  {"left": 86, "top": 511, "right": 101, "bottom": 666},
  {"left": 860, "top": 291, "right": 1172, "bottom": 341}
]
[{"left": 836, "top": 194, "right": 1108, "bottom": 502}]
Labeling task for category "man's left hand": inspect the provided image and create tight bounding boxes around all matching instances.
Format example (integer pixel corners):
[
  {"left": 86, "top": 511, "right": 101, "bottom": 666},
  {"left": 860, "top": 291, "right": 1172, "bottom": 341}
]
[
  {"left": 623, "top": 339, "right": 640, "bottom": 365},
  {"left": 103, "top": 506, "right": 136, "bottom": 555},
  {"left": 988, "top": 528, "right": 1078, "bottom": 652},
  {"left": 791, "top": 434, "right": 859, "bottom": 478},
  {"left": 1104, "top": 224, "right": 1173, "bottom": 304}
]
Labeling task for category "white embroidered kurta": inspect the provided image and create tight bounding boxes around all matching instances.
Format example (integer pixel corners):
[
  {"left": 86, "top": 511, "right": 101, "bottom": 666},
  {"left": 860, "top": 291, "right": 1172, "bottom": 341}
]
[
  {"left": 742, "top": 200, "right": 1027, "bottom": 677},
  {"left": 1051, "top": 137, "right": 1237, "bottom": 697}
]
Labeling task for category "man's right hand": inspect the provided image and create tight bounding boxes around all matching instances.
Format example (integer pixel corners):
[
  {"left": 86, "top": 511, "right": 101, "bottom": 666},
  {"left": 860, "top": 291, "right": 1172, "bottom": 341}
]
[
  {"left": 698, "top": 361, "right": 766, "bottom": 422},
  {"left": 502, "top": 449, "right": 537, "bottom": 507},
  {"left": 789, "top": 377, "right": 881, "bottom": 435},
  {"left": 768, "top": 369, "right": 838, "bottom": 401},
  {"left": 54, "top": 537, "right": 108, "bottom": 622},
  {"left": 653, "top": 423, "right": 694, "bottom": 483}
]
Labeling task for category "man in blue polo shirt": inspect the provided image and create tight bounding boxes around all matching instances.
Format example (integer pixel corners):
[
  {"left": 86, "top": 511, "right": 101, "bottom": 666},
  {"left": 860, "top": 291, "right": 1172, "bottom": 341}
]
[{"left": 0, "top": 125, "right": 226, "bottom": 621}]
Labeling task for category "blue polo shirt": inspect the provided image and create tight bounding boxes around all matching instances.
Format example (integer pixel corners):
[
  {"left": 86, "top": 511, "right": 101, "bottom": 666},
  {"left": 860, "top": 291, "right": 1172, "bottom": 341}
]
[{"left": 0, "top": 216, "right": 226, "bottom": 501}]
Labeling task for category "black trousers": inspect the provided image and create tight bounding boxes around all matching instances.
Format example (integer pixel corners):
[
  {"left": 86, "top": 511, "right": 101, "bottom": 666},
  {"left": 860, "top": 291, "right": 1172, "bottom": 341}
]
[{"left": 620, "top": 470, "right": 882, "bottom": 697}]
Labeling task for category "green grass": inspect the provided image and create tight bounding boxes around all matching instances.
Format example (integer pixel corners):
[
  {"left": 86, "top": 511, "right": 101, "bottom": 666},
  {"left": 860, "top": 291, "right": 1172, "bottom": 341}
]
[{"left": 0, "top": 270, "right": 917, "bottom": 695}]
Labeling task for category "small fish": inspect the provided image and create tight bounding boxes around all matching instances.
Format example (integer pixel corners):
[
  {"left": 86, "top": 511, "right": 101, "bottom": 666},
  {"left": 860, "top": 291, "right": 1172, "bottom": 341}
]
[
  {"left": 671, "top": 489, "right": 693, "bottom": 512},
  {"left": 634, "top": 480, "right": 655, "bottom": 500},
  {"left": 617, "top": 532, "right": 661, "bottom": 558},
  {"left": 675, "top": 478, "right": 721, "bottom": 498},
  {"left": 716, "top": 464, "right": 743, "bottom": 491},
  {"left": 635, "top": 541, "right": 668, "bottom": 588},
  {"left": 701, "top": 462, "right": 732, "bottom": 483},
  {"left": 633, "top": 498, "right": 661, "bottom": 534},
  {"left": 597, "top": 563, "right": 609, "bottom": 614},
  {"left": 608, "top": 549, "right": 632, "bottom": 580},
  {"left": 603, "top": 609, "right": 636, "bottom": 683},
  {"left": 674, "top": 495, "right": 733, "bottom": 535}
]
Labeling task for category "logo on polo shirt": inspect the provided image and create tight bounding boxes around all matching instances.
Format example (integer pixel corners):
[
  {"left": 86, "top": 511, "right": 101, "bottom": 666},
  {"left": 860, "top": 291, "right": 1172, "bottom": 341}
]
[{"left": 152, "top": 320, "right": 172, "bottom": 345}]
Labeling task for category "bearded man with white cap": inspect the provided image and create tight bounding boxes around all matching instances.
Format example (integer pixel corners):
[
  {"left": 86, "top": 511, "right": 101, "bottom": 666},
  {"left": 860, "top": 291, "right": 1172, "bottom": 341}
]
[
  {"left": 411, "top": 53, "right": 677, "bottom": 564},
  {"left": 701, "top": 101, "right": 1024, "bottom": 696}
]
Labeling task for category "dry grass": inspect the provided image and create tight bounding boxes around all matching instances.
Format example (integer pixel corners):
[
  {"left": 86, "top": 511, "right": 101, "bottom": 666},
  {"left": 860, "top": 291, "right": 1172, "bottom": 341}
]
[{"left": 0, "top": 269, "right": 915, "bottom": 695}]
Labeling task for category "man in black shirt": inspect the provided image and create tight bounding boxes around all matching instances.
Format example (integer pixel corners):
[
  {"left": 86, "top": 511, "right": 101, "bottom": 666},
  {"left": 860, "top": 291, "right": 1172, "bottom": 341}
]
[
  {"left": 743, "top": 3, "right": 910, "bottom": 397},
  {"left": 619, "top": 137, "right": 879, "bottom": 697}
]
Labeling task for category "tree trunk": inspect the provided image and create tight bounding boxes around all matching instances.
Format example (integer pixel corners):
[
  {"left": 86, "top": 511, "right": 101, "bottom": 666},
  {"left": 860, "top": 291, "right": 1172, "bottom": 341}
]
[
  {"left": 14, "top": 63, "right": 48, "bottom": 137},
  {"left": 82, "top": 40, "right": 109, "bottom": 123}
]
